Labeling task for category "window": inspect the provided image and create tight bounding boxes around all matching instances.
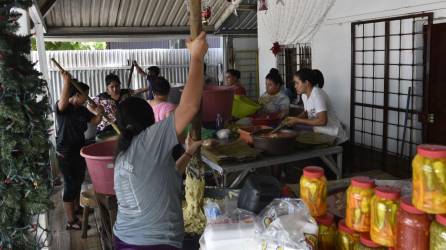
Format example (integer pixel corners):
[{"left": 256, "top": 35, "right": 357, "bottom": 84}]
[
  {"left": 351, "top": 14, "right": 432, "bottom": 158},
  {"left": 277, "top": 44, "right": 312, "bottom": 85}
]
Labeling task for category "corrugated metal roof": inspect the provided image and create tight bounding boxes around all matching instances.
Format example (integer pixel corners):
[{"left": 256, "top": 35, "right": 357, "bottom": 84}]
[
  {"left": 42, "top": 0, "right": 257, "bottom": 38},
  {"left": 215, "top": 8, "right": 257, "bottom": 35}
]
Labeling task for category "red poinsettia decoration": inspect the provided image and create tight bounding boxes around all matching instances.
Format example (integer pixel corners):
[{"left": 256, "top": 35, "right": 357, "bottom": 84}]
[
  {"left": 270, "top": 42, "right": 282, "bottom": 56},
  {"left": 258, "top": 0, "right": 268, "bottom": 11},
  {"left": 201, "top": 6, "right": 211, "bottom": 24}
]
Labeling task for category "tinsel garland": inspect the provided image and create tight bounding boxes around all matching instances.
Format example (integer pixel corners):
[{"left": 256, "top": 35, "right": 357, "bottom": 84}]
[{"left": 0, "top": 1, "right": 52, "bottom": 249}]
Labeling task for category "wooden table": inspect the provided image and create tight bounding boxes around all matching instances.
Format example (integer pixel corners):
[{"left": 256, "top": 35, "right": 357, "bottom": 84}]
[{"left": 202, "top": 146, "right": 343, "bottom": 187}]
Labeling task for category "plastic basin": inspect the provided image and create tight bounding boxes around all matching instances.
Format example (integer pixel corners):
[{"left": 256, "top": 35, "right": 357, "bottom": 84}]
[
  {"left": 232, "top": 95, "right": 261, "bottom": 118},
  {"left": 80, "top": 140, "right": 117, "bottom": 195}
]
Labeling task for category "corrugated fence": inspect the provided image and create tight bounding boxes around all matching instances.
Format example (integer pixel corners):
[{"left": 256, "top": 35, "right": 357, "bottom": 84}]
[{"left": 31, "top": 48, "right": 223, "bottom": 106}]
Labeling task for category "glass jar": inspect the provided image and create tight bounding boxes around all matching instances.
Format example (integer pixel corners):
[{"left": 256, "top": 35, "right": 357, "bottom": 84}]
[
  {"left": 336, "top": 220, "right": 360, "bottom": 250},
  {"left": 316, "top": 213, "right": 336, "bottom": 250},
  {"left": 395, "top": 196, "right": 430, "bottom": 250},
  {"left": 300, "top": 166, "right": 327, "bottom": 217},
  {"left": 354, "top": 233, "right": 387, "bottom": 250},
  {"left": 346, "top": 176, "right": 375, "bottom": 232},
  {"left": 412, "top": 144, "right": 446, "bottom": 214},
  {"left": 430, "top": 214, "right": 446, "bottom": 250},
  {"left": 370, "top": 186, "right": 400, "bottom": 247}
]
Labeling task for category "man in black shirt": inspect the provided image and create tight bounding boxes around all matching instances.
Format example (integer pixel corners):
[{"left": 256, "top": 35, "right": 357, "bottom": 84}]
[{"left": 55, "top": 71, "right": 103, "bottom": 230}]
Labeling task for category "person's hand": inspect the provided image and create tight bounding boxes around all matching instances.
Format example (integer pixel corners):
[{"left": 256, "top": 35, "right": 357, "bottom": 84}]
[
  {"left": 185, "top": 134, "right": 202, "bottom": 155},
  {"left": 186, "top": 31, "right": 208, "bottom": 62},
  {"left": 284, "top": 117, "right": 298, "bottom": 126},
  {"left": 95, "top": 105, "right": 105, "bottom": 115},
  {"left": 132, "top": 60, "right": 138, "bottom": 66},
  {"left": 62, "top": 71, "right": 71, "bottom": 83}
]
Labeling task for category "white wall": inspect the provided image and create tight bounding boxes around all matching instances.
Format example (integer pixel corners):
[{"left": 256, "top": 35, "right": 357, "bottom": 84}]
[{"left": 257, "top": 0, "right": 446, "bottom": 132}]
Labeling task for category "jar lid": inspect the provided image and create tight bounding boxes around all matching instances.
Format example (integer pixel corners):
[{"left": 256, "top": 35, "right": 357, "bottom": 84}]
[
  {"left": 417, "top": 144, "right": 446, "bottom": 159},
  {"left": 351, "top": 176, "right": 375, "bottom": 189},
  {"left": 436, "top": 214, "right": 446, "bottom": 226},
  {"left": 303, "top": 166, "right": 325, "bottom": 178},
  {"left": 360, "top": 233, "right": 383, "bottom": 248},
  {"left": 338, "top": 220, "right": 355, "bottom": 234},
  {"left": 375, "top": 186, "right": 400, "bottom": 200},
  {"left": 316, "top": 213, "right": 334, "bottom": 226},
  {"left": 400, "top": 196, "right": 424, "bottom": 215}
]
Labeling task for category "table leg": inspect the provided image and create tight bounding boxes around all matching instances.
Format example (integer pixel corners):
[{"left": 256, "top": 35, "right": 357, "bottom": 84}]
[
  {"left": 81, "top": 207, "right": 90, "bottom": 238},
  {"left": 337, "top": 153, "right": 343, "bottom": 179},
  {"left": 320, "top": 155, "right": 341, "bottom": 179},
  {"left": 229, "top": 170, "right": 250, "bottom": 188}
]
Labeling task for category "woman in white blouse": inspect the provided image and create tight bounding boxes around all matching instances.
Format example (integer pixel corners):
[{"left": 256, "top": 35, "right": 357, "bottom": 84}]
[{"left": 285, "top": 69, "right": 347, "bottom": 144}]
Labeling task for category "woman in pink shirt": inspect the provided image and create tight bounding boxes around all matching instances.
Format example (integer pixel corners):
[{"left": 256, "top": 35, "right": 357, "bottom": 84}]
[{"left": 148, "top": 77, "right": 177, "bottom": 122}]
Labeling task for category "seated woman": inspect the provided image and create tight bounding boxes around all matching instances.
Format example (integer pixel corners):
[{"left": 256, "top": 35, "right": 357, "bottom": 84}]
[
  {"left": 91, "top": 73, "right": 149, "bottom": 139},
  {"left": 225, "top": 69, "right": 246, "bottom": 96},
  {"left": 148, "top": 77, "right": 177, "bottom": 122},
  {"left": 285, "top": 69, "right": 347, "bottom": 144},
  {"left": 258, "top": 68, "right": 290, "bottom": 118}
]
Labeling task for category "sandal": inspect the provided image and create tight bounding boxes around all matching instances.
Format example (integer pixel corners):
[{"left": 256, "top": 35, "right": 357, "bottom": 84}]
[{"left": 65, "top": 218, "right": 91, "bottom": 231}]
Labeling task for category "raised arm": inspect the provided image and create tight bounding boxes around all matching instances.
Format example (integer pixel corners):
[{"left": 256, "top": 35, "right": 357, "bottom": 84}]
[
  {"left": 133, "top": 61, "right": 148, "bottom": 77},
  {"left": 174, "top": 32, "right": 208, "bottom": 135},
  {"left": 176, "top": 134, "right": 202, "bottom": 174},
  {"left": 57, "top": 71, "right": 72, "bottom": 112}
]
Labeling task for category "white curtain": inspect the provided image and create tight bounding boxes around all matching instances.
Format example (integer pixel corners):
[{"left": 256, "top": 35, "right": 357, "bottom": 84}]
[{"left": 258, "top": 0, "right": 336, "bottom": 45}]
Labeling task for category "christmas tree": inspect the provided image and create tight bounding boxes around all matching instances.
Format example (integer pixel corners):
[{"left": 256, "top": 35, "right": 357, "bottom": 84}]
[{"left": 0, "top": 1, "right": 52, "bottom": 249}]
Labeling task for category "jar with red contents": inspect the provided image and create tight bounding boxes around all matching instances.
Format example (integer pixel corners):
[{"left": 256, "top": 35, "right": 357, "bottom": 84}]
[
  {"left": 395, "top": 197, "right": 430, "bottom": 250},
  {"left": 354, "top": 233, "right": 386, "bottom": 250},
  {"left": 316, "top": 213, "right": 336, "bottom": 250},
  {"left": 346, "top": 176, "right": 375, "bottom": 232},
  {"left": 370, "top": 186, "right": 400, "bottom": 247},
  {"left": 300, "top": 166, "right": 327, "bottom": 217},
  {"left": 336, "top": 220, "right": 360, "bottom": 250}
]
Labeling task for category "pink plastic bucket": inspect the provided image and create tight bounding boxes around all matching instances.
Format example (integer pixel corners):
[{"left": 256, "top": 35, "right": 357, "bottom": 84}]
[
  {"left": 202, "top": 85, "right": 234, "bottom": 123},
  {"left": 80, "top": 140, "right": 117, "bottom": 195}
]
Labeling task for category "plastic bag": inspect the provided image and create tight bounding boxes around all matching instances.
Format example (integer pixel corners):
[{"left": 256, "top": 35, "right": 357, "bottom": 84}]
[{"left": 256, "top": 198, "right": 318, "bottom": 250}]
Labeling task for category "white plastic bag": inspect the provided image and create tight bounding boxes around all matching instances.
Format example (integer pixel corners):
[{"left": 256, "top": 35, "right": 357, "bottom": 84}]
[{"left": 256, "top": 198, "right": 318, "bottom": 250}]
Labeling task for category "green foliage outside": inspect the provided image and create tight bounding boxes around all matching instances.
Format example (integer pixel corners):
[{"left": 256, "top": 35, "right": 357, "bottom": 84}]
[{"left": 31, "top": 38, "right": 106, "bottom": 51}]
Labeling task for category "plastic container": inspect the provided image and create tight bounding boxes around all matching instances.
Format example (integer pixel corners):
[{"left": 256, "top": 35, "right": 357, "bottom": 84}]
[
  {"left": 370, "top": 186, "right": 400, "bottom": 247},
  {"left": 80, "top": 140, "right": 117, "bottom": 195},
  {"left": 430, "top": 214, "right": 446, "bottom": 250},
  {"left": 412, "top": 144, "right": 446, "bottom": 214},
  {"left": 232, "top": 95, "right": 261, "bottom": 118},
  {"left": 354, "top": 233, "right": 386, "bottom": 250},
  {"left": 316, "top": 213, "right": 336, "bottom": 250},
  {"left": 237, "top": 125, "right": 272, "bottom": 145},
  {"left": 299, "top": 166, "right": 327, "bottom": 217},
  {"left": 346, "top": 176, "right": 375, "bottom": 232},
  {"left": 237, "top": 176, "right": 281, "bottom": 213},
  {"left": 395, "top": 196, "right": 430, "bottom": 250},
  {"left": 336, "top": 220, "right": 360, "bottom": 250},
  {"left": 202, "top": 85, "right": 234, "bottom": 124}
]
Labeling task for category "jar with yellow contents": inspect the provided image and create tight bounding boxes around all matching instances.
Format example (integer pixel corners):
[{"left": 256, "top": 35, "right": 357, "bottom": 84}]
[
  {"left": 354, "top": 233, "right": 387, "bottom": 250},
  {"left": 412, "top": 144, "right": 446, "bottom": 214},
  {"left": 336, "top": 220, "right": 360, "bottom": 250},
  {"left": 316, "top": 213, "right": 337, "bottom": 250},
  {"left": 370, "top": 186, "right": 400, "bottom": 247},
  {"left": 430, "top": 214, "right": 446, "bottom": 250},
  {"left": 346, "top": 176, "right": 375, "bottom": 232},
  {"left": 300, "top": 166, "right": 327, "bottom": 217}
]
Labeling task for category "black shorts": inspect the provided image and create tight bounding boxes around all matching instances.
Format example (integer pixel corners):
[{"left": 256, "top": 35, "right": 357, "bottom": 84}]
[{"left": 57, "top": 151, "right": 86, "bottom": 202}]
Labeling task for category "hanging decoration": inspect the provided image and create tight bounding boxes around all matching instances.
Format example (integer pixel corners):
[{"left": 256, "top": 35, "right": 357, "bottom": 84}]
[
  {"left": 270, "top": 42, "right": 282, "bottom": 56},
  {"left": 258, "top": 0, "right": 268, "bottom": 11},
  {"left": 201, "top": 0, "right": 211, "bottom": 25},
  {"left": 258, "top": 0, "right": 336, "bottom": 45}
]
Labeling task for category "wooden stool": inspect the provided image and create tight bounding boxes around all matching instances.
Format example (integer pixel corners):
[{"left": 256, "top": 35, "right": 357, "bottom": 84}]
[{"left": 80, "top": 189, "right": 98, "bottom": 238}]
